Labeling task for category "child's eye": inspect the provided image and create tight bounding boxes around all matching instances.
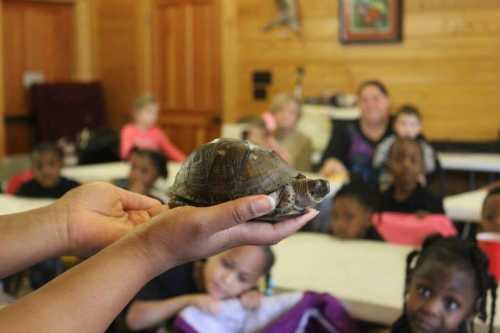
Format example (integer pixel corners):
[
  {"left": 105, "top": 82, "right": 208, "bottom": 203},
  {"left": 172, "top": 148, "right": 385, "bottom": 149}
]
[
  {"left": 222, "top": 259, "right": 233, "bottom": 269},
  {"left": 444, "top": 298, "right": 460, "bottom": 312},
  {"left": 238, "top": 274, "right": 249, "bottom": 283},
  {"left": 417, "top": 286, "right": 432, "bottom": 298}
]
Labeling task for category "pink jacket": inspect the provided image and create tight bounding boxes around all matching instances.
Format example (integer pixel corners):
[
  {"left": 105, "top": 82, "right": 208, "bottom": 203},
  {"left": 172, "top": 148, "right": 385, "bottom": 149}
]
[{"left": 120, "top": 124, "right": 186, "bottom": 162}]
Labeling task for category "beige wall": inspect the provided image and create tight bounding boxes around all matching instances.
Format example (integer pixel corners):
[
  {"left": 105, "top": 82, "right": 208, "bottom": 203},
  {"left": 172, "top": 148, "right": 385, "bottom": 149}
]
[{"left": 222, "top": 0, "right": 500, "bottom": 141}]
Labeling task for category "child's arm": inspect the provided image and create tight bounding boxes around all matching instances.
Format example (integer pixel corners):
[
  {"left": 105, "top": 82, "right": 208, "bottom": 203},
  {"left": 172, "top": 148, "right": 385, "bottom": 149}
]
[
  {"left": 156, "top": 129, "right": 186, "bottom": 162},
  {"left": 0, "top": 187, "right": 316, "bottom": 333},
  {"left": 126, "top": 294, "right": 220, "bottom": 331},
  {"left": 240, "top": 290, "right": 263, "bottom": 310}
]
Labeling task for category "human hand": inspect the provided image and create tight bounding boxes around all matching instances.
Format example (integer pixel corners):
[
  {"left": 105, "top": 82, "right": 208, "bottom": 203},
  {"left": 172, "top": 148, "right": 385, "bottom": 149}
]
[
  {"left": 319, "top": 158, "right": 347, "bottom": 178},
  {"left": 240, "top": 290, "right": 263, "bottom": 310},
  {"left": 189, "top": 294, "right": 221, "bottom": 315},
  {"left": 128, "top": 180, "right": 149, "bottom": 196},
  {"left": 52, "top": 182, "right": 162, "bottom": 256},
  {"left": 133, "top": 195, "right": 318, "bottom": 276}
]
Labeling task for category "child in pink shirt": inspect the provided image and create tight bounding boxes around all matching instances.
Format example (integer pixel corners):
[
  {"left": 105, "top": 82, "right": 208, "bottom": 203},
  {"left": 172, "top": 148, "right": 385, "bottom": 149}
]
[{"left": 120, "top": 96, "right": 186, "bottom": 162}]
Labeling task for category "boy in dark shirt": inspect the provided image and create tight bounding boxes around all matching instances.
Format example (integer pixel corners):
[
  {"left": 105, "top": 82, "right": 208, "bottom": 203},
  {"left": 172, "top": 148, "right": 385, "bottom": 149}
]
[
  {"left": 16, "top": 142, "right": 80, "bottom": 199},
  {"left": 15, "top": 142, "right": 80, "bottom": 291},
  {"left": 380, "top": 138, "right": 444, "bottom": 214},
  {"left": 328, "top": 179, "right": 383, "bottom": 241}
]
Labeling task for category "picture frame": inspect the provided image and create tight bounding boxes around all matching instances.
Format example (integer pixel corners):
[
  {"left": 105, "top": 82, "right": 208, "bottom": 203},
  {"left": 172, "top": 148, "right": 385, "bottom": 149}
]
[{"left": 339, "top": 0, "right": 402, "bottom": 44}]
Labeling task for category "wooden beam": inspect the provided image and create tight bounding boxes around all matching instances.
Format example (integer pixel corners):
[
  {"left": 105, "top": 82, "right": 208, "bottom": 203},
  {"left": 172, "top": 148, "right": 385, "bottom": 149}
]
[
  {"left": 74, "top": 0, "right": 97, "bottom": 81},
  {"left": 136, "top": 0, "right": 153, "bottom": 94},
  {"left": 0, "top": 1, "right": 5, "bottom": 157},
  {"left": 220, "top": 0, "right": 238, "bottom": 122}
]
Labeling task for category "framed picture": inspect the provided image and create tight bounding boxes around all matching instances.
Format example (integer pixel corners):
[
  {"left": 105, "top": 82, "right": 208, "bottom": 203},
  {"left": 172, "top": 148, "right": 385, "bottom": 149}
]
[{"left": 339, "top": 0, "right": 402, "bottom": 44}]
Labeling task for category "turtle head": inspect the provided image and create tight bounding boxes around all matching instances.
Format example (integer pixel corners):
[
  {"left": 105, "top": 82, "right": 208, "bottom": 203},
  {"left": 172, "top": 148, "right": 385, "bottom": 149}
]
[{"left": 292, "top": 174, "right": 330, "bottom": 208}]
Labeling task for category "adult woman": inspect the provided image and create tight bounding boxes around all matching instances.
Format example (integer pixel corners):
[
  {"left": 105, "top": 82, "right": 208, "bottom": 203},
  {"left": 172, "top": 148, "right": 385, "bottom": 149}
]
[{"left": 319, "top": 80, "right": 392, "bottom": 183}]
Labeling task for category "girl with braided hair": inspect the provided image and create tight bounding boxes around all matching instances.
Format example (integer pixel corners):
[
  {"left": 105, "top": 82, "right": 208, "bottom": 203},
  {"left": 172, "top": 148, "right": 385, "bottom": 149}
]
[{"left": 391, "top": 235, "right": 497, "bottom": 333}]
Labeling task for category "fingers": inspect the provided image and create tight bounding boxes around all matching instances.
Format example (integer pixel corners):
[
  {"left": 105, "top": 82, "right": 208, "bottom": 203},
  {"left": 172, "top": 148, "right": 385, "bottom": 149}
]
[
  {"left": 197, "top": 195, "right": 276, "bottom": 234},
  {"left": 147, "top": 205, "right": 170, "bottom": 218},
  {"left": 224, "top": 209, "right": 318, "bottom": 247},
  {"left": 114, "top": 186, "right": 161, "bottom": 211}
]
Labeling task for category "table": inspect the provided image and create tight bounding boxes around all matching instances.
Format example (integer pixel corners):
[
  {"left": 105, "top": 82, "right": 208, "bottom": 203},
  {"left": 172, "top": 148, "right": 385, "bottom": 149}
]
[
  {"left": 438, "top": 153, "right": 500, "bottom": 190},
  {"left": 438, "top": 153, "right": 500, "bottom": 173},
  {"left": 273, "top": 233, "right": 500, "bottom": 331},
  {"left": 444, "top": 189, "right": 487, "bottom": 222},
  {"left": 62, "top": 162, "right": 181, "bottom": 186},
  {"left": 0, "top": 194, "right": 53, "bottom": 215}
]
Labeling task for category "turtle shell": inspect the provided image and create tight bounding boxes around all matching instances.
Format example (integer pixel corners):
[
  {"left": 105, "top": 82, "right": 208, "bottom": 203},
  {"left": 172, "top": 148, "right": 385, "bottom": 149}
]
[{"left": 168, "top": 138, "right": 298, "bottom": 206}]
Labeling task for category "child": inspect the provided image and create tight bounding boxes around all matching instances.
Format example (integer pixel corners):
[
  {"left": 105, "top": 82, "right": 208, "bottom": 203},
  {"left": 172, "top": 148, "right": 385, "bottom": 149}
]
[
  {"left": 125, "top": 245, "right": 274, "bottom": 332},
  {"left": 16, "top": 142, "right": 80, "bottom": 199},
  {"left": 380, "top": 138, "right": 444, "bottom": 214},
  {"left": 113, "top": 148, "right": 168, "bottom": 202},
  {"left": 328, "top": 180, "right": 382, "bottom": 241},
  {"left": 269, "top": 93, "right": 313, "bottom": 171},
  {"left": 120, "top": 95, "right": 186, "bottom": 162},
  {"left": 240, "top": 116, "right": 290, "bottom": 163},
  {"left": 373, "top": 105, "right": 440, "bottom": 189},
  {"left": 480, "top": 185, "right": 500, "bottom": 233},
  {"left": 391, "top": 235, "right": 497, "bottom": 333}
]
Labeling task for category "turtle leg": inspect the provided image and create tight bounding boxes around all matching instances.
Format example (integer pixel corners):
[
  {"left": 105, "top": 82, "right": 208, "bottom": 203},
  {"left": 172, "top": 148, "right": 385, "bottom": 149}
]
[{"left": 273, "top": 184, "right": 296, "bottom": 215}]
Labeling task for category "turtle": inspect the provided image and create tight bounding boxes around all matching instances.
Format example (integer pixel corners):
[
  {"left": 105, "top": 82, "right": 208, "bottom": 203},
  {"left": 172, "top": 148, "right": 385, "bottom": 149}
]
[{"left": 168, "top": 138, "right": 330, "bottom": 222}]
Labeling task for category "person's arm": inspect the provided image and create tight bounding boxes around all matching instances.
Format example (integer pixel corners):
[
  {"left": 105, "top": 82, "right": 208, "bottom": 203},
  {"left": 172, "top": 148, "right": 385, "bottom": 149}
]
[
  {"left": 120, "top": 125, "right": 136, "bottom": 159},
  {"left": 0, "top": 187, "right": 316, "bottom": 333},
  {"left": 318, "top": 121, "right": 350, "bottom": 176},
  {"left": 0, "top": 182, "right": 160, "bottom": 278},
  {"left": 126, "top": 294, "right": 219, "bottom": 331},
  {"left": 156, "top": 129, "right": 186, "bottom": 162},
  {"left": 318, "top": 120, "right": 350, "bottom": 167}
]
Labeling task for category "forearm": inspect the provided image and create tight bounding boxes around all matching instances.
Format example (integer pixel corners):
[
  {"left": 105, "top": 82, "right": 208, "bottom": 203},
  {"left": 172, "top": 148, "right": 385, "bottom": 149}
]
[
  {"left": 0, "top": 235, "right": 164, "bottom": 333},
  {"left": 126, "top": 295, "right": 193, "bottom": 331},
  {"left": 0, "top": 205, "right": 66, "bottom": 278}
]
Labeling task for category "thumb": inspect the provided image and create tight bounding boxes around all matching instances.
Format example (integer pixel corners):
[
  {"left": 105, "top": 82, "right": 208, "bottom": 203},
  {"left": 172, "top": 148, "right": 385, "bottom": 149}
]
[{"left": 200, "top": 195, "right": 276, "bottom": 234}]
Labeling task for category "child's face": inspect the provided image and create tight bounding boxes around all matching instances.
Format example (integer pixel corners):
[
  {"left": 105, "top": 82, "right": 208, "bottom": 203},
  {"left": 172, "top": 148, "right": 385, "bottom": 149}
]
[
  {"left": 274, "top": 102, "right": 299, "bottom": 131},
  {"left": 395, "top": 114, "right": 422, "bottom": 139},
  {"left": 32, "top": 151, "right": 63, "bottom": 188},
  {"left": 203, "top": 246, "right": 266, "bottom": 300},
  {"left": 330, "top": 196, "right": 372, "bottom": 239},
  {"left": 128, "top": 153, "right": 159, "bottom": 193},
  {"left": 480, "top": 195, "right": 500, "bottom": 233},
  {"left": 388, "top": 141, "right": 424, "bottom": 193},
  {"left": 246, "top": 125, "right": 268, "bottom": 147},
  {"left": 359, "top": 85, "right": 390, "bottom": 125},
  {"left": 134, "top": 104, "right": 158, "bottom": 128},
  {"left": 405, "top": 260, "right": 477, "bottom": 333}
]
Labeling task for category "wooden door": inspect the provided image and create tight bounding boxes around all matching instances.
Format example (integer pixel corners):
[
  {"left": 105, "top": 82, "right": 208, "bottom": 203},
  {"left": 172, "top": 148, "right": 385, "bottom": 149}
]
[
  {"left": 2, "top": 0, "right": 74, "bottom": 154},
  {"left": 153, "top": 0, "right": 221, "bottom": 155}
]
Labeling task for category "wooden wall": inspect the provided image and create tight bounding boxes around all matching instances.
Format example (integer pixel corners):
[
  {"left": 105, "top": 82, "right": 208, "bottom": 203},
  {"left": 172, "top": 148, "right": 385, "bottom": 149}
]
[
  {"left": 92, "top": 0, "right": 152, "bottom": 132},
  {"left": 0, "top": 1, "right": 4, "bottom": 157},
  {"left": 222, "top": 0, "right": 500, "bottom": 141}
]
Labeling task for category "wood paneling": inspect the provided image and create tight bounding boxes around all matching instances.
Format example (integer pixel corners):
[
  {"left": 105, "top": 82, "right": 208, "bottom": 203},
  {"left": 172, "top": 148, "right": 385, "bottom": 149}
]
[
  {"left": 153, "top": 0, "right": 221, "bottom": 152},
  {"left": 93, "top": 0, "right": 159, "bottom": 131},
  {"left": 223, "top": 0, "right": 500, "bottom": 141},
  {"left": 0, "top": 1, "right": 4, "bottom": 157},
  {"left": 2, "top": 0, "right": 75, "bottom": 154},
  {"left": 93, "top": 0, "right": 222, "bottom": 154}
]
